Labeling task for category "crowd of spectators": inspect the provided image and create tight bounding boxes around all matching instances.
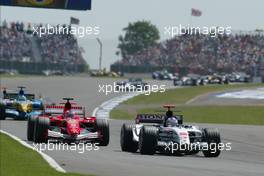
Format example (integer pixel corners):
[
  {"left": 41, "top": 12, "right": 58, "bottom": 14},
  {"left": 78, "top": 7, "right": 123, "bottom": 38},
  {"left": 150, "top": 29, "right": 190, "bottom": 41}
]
[
  {"left": 118, "top": 33, "right": 264, "bottom": 73},
  {"left": 0, "top": 21, "right": 33, "bottom": 62},
  {"left": 0, "top": 21, "right": 86, "bottom": 68},
  {"left": 35, "top": 24, "right": 85, "bottom": 66}
]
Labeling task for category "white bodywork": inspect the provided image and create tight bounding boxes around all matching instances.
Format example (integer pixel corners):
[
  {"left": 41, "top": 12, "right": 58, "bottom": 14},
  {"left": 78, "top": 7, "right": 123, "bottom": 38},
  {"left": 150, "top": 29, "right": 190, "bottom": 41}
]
[{"left": 132, "top": 124, "right": 202, "bottom": 145}]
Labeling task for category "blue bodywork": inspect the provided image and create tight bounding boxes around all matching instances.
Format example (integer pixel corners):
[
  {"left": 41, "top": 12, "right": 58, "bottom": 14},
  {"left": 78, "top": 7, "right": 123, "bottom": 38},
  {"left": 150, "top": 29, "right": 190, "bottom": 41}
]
[
  {"left": 0, "top": 89, "right": 44, "bottom": 120},
  {"left": 3, "top": 99, "right": 43, "bottom": 120}
]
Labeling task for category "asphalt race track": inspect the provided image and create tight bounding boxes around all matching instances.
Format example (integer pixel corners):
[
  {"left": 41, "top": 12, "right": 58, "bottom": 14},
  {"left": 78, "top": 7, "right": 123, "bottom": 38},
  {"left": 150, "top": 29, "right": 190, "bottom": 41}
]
[{"left": 1, "top": 77, "right": 264, "bottom": 176}]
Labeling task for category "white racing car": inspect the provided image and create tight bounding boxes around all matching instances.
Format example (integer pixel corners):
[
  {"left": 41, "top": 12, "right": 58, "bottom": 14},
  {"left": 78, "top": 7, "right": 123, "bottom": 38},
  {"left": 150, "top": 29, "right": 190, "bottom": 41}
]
[{"left": 120, "top": 105, "right": 221, "bottom": 157}]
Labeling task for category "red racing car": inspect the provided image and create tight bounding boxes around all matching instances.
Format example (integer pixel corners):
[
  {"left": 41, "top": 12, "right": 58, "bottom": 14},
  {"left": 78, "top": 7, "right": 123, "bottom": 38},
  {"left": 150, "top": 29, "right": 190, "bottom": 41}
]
[{"left": 27, "top": 98, "right": 109, "bottom": 146}]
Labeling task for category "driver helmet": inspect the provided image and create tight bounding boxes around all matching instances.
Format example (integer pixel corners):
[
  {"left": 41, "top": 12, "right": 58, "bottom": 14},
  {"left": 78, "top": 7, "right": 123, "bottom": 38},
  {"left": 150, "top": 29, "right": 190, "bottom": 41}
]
[
  {"left": 166, "top": 117, "right": 178, "bottom": 127},
  {"left": 64, "top": 110, "right": 74, "bottom": 118},
  {"left": 17, "top": 95, "right": 27, "bottom": 101}
]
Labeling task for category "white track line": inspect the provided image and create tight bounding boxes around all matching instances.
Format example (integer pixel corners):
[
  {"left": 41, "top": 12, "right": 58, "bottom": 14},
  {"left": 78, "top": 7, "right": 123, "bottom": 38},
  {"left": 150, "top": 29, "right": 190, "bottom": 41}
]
[
  {"left": 216, "top": 87, "right": 264, "bottom": 99},
  {"left": 92, "top": 92, "right": 140, "bottom": 119},
  {"left": 92, "top": 107, "right": 99, "bottom": 117},
  {"left": 92, "top": 85, "right": 177, "bottom": 119},
  {"left": 0, "top": 130, "right": 66, "bottom": 173}
]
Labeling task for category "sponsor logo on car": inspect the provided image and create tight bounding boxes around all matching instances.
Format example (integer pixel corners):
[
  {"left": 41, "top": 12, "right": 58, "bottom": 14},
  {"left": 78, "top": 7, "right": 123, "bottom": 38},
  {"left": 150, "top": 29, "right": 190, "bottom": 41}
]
[{"left": 26, "top": 0, "right": 54, "bottom": 6}]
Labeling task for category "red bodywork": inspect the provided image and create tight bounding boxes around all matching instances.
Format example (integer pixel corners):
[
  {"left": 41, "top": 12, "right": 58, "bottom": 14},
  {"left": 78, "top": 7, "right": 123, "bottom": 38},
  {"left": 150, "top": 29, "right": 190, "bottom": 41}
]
[
  {"left": 48, "top": 113, "right": 96, "bottom": 137},
  {"left": 40, "top": 102, "right": 100, "bottom": 141}
]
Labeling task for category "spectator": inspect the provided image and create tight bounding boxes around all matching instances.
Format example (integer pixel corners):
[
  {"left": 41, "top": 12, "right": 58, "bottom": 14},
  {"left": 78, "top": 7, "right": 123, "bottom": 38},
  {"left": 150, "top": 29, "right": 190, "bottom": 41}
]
[
  {"left": 0, "top": 21, "right": 85, "bottom": 69},
  {"left": 0, "top": 21, "right": 32, "bottom": 62},
  {"left": 36, "top": 24, "right": 85, "bottom": 67},
  {"left": 118, "top": 33, "right": 264, "bottom": 73}
]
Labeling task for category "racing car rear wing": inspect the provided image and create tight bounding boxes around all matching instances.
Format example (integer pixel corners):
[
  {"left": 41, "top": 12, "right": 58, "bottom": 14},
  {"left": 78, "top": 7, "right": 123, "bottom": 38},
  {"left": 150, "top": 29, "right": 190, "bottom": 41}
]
[
  {"left": 4, "top": 93, "right": 35, "bottom": 100},
  {"left": 135, "top": 114, "right": 183, "bottom": 124},
  {"left": 45, "top": 105, "right": 85, "bottom": 116},
  {"left": 135, "top": 114, "right": 165, "bottom": 124}
]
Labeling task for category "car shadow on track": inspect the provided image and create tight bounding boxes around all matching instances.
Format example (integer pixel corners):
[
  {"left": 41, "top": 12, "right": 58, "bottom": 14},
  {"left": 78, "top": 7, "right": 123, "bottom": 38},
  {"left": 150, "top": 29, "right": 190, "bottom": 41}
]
[{"left": 113, "top": 149, "right": 206, "bottom": 158}]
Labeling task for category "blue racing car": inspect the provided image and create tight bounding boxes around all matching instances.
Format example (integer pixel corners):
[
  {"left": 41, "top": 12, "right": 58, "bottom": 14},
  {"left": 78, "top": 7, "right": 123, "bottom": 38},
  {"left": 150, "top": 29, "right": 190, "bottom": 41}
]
[{"left": 0, "top": 87, "right": 44, "bottom": 120}]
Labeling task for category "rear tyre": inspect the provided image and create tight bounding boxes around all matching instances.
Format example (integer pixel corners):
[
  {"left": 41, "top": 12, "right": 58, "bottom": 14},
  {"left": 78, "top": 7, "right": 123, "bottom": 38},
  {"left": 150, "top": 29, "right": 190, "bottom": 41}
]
[
  {"left": 139, "top": 126, "right": 158, "bottom": 155},
  {"left": 202, "top": 128, "right": 221, "bottom": 157},
  {"left": 96, "top": 119, "right": 110, "bottom": 146},
  {"left": 27, "top": 116, "right": 37, "bottom": 141},
  {"left": 120, "top": 124, "right": 138, "bottom": 152},
  {"left": 0, "top": 105, "right": 6, "bottom": 120},
  {"left": 33, "top": 117, "right": 49, "bottom": 143}
]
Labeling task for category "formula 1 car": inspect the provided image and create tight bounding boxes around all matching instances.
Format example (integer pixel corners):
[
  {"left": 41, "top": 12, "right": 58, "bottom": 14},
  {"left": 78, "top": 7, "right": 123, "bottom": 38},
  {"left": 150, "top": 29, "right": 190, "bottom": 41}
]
[
  {"left": 0, "top": 87, "right": 44, "bottom": 120},
  {"left": 206, "top": 74, "right": 229, "bottom": 85},
  {"left": 90, "top": 69, "right": 124, "bottom": 77},
  {"left": 227, "top": 72, "right": 250, "bottom": 83},
  {"left": 27, "top": 98, "right": 109, "bottom": 146},
  {"left": 174, "top": 75, "right": 202, "bottom": 86},
  {"left": 120, "top": 105, "right": 221, "bottom": 157},
  {"left": 115, "top": 78, "right": 148, "bottom": 91},
  {"left": 152, "top": 70, "right": 176, "bottom": 80}
]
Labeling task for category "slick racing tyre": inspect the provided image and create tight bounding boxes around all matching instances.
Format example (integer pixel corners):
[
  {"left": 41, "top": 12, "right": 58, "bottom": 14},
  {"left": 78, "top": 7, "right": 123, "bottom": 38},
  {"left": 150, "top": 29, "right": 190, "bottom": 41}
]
[
  {"left": 139, "top": 126, "right": 158, "bottom": 155},
  {"left": 96, "top": 119, "right": 110, "bottom": 146},
  {"left": 27, "top": 116, "right": 37, "bottom": 141},
  {"left": 0, "top": 105, "right": 6, "bottom": 120},
  {"left": 120, "top": 124, "right": 138, "bottom": 152},
  {"left": 202, "top": 128, "right": 221, "bottom": 157},
  {"left": 33, "top": 117, "right": 49, "bottom": 143}
]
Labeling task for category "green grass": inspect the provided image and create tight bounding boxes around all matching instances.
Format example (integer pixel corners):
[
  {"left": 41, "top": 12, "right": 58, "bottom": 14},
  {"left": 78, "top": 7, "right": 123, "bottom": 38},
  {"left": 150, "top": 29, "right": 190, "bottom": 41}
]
[
  {"left": 124, "top": 84, "right": 263, "bottom": 105},
  {"left": 180, "top": 106, "right": 264, "bottom": 125},
  {"left": 111, "top": 83, "right": 264, "bottom": 125},
  {"left": 110, "top": 109, "right": 133, "bottom": 120},
  {"left": 111, "top": 106, "right": 264, "bottom": 125},
  {"left": 0, "top": 133, "right": 93, "bottom": 176}
]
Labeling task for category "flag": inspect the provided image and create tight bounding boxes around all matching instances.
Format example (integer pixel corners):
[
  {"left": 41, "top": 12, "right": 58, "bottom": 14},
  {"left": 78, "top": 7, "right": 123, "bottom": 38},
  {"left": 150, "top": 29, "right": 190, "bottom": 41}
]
[
  {"left": 70, "top": 17, "right": 80, "bottom": 25},
  {"left": 191, "top": 8, "right": 202, "bottom": 17},
  {"left": 79, "top": 47, "right": 85, "bottom": 53}
]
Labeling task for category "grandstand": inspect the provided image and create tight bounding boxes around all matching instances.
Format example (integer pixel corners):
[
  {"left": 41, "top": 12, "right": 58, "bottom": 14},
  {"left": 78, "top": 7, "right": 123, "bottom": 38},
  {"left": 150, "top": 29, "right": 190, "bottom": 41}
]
[
  {"left": 0, "top": 21, "right": 87, "bottom": 74},
  {"left": 112, "top": 32, "right": 264, "bottom": 76}
]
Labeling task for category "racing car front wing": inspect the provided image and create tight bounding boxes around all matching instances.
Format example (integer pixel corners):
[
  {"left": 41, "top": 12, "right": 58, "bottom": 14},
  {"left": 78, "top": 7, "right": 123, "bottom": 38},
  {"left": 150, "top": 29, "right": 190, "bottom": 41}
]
[{"left": 48, "top": 130, "right": 100, "bottom": 142}]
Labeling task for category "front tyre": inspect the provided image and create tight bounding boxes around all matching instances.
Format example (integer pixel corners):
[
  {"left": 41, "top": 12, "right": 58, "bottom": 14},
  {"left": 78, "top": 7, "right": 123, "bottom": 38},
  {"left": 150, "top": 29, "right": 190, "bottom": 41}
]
[
  {"left": 120, "top": 124, "right": 138, "bottom": 152},
  {"left": 139, "top": 126, "right": 158, "bottom": 155},
  {"left": 96, "top": 119, "right": 110, "bottom": 146},
  {"left": 0, "top": 105, "right": 6, "bottom": 120},
  {"left": 202, "top": 128, "right": 221, "bottom": 157},
  {"left": 27, "top": 116, "right": 37, "bottom": 141},
  {"left": 33, "top": 117, "right": 49, "bottom": 143}
]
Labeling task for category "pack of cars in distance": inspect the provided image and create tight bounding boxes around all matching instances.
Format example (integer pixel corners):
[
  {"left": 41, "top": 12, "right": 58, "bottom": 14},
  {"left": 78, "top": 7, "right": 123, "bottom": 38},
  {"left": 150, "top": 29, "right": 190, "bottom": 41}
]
[
  {"left": 152, "top": 70, "right": 176, "bottom": 80},
  {"left": 120, "top": 105, "right": 221, "bottom": 157},
  {"left": 173, "top": 74, "right": 230, "bottom": 86},
  {"left": 116, "top": 78, "right": 149, "bottom": 91},
  {"left": 152, "top": 70, "right": 250, "bottom": 86},
  {"left": 0, "top": 87, "right": 43, "bottom": 120}
]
